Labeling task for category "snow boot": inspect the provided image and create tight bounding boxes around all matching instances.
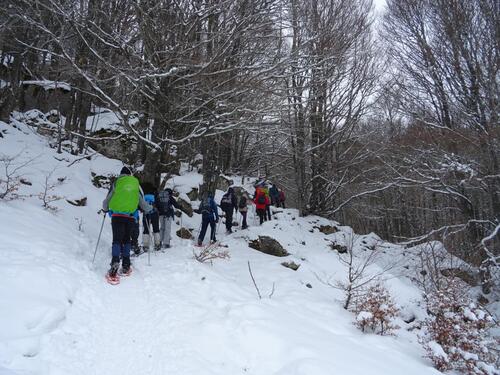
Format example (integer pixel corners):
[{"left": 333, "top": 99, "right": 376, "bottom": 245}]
[{"left": 154, "top": 232, "right": 161, "bottom": 251}]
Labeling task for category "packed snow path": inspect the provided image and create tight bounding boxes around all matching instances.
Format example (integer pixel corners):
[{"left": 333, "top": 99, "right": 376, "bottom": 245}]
[{"left": 38, "top": 242, "right": 439, "bottom": 375}]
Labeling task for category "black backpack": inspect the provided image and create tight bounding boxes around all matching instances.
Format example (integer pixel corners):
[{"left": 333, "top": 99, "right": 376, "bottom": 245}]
[
  {"left": 200, "top": 198, "right": 212, "bottom": 216},
  {"left": 238, "top": 196, "right": 247, "bottom": 209},
  {"left": 157, "top": 190, "right": 172, "bottom": 215}
]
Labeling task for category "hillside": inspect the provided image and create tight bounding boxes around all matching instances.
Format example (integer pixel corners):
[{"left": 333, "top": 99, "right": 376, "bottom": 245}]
[{"left": 0, "top": 116, "right": 471, "bottom": 375}]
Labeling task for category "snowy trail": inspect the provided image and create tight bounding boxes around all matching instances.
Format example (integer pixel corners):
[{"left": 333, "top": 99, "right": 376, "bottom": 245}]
[{"left": 34, "top": 238, "right": 441, "bottom": 375}]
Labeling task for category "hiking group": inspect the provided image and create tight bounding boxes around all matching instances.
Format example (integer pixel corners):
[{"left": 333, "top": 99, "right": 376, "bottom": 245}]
[{"left": 101, "top": 166, "right": 286, "bottom": 282}]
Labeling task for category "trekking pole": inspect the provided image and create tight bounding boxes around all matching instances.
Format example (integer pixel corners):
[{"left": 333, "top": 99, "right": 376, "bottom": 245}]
[{"left": 92, "top": 212, "right": 107, "bottom": 264}]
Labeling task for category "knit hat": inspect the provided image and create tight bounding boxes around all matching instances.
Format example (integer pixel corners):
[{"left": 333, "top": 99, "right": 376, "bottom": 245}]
[{"left": 120, "top": 166, "right": 132, "bottom": 175}]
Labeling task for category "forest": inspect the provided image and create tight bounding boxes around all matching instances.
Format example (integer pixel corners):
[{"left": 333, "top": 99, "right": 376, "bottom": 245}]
[{"left": 1, "top": 0, "right": 498, "bottom": 294}]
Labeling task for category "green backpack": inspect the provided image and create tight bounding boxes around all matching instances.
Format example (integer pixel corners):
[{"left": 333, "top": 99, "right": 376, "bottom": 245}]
[{"left": 109, "top": 175, "right": 140, "bottom": 213}]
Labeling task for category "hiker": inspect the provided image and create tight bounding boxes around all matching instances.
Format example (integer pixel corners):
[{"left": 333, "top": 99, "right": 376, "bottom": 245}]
[
  {"left": 156, "top": 187, "right": 180, "bottom": 249},
  {"left": 102, "top": 166, "right": 152, "bottom": 278},
  {"left": 142, "top": 192, "right": 161, "bottom": 251},
  {"left": 253, "top": 185, "right": 269, "bottom": 225},
  {"left": 131, "top": 210, "right": 140, "bottom": 255},
  {"left": 220, "top": 187, "right": 237, "bottom": 233},
  {"left": 238, "top": 192, "right": 251, "bottom": 229},
  {"left": 269, "top": 183, "right": 280, "bottom": 206},
  {"left": 263, "top": 183, "right": 272, "bottom": 220},
  {"left": 279, "top": 189, "right": 286, "bottom": 208},
  {"left": 196, "top": 193, "right": 219, "bottom": 246}
]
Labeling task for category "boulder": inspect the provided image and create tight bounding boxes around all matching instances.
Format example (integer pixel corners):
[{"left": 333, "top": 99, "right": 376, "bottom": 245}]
[
  {"left": 187, "top": 187, "right": 199, "bottom": 201},
  {"left": 281, "top": 261, "right": 300, "bottom": 271},
  {"left": 176, "top": 227, "right": 193, "bottom": 239},
  {"left": 329, "top": 242, "right": 347, "bottom": 254},
  {"left": 316, "top": 225, "right": 338, "bottom": 235},
  {"left": 177, "top": 196, "right": 193, "bottom": 217},
  {"left": 441, "top": 268, "right": 478, "bottom": 286},
  {"left": 66, "top": 197, "right": 87, "bottom": 206},
  {"left": 91, "top": 172, "right": 112, "bottom": 189},
  {"left": 248, "top": 236, "right": 289, "bottom": 257}
]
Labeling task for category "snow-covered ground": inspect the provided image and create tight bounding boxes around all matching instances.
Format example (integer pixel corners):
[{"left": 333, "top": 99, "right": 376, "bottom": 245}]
[{"left": 0, "top": 118, "right": 447, "bottom": 374}]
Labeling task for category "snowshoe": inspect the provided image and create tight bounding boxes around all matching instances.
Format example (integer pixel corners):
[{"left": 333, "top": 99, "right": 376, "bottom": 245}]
[{"left": 119, "top": 266, "right": 132, "bottom": 277}]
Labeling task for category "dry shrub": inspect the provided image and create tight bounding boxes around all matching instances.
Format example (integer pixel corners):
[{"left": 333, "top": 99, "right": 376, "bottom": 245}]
[
  {"left": 421, "top": 278, "right": 497, "bottom": 374},
  {"left": 193, "top": 242, "right": 230, "bottom": 264},
  {"left": 352, "top": 283, "right": 400, "bottom": 335}
]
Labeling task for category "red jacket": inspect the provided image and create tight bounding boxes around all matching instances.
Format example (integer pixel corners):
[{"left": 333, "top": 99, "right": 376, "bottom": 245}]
[{"left": 253, "top": 188, "right": 270, "bottom": 210}]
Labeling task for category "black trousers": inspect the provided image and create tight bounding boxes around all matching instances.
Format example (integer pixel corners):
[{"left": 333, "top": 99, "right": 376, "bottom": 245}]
[
  {"left": 224, "top": 209, "right": 233, "bottom": 231},
  {"left": 265, "top": 204, "right": 272, "bottom": 220},
  {"left": 143, "top": 211, "right": 160, "bottom": 234},
  {"left": 256, "top": 209, "right": 266, "bottom": 225},
  {"left": 131, "top": 220, "right": 139, "bottom": 246},
  {"left": 199, "top": 218, "right": 216, "bottom": 243},
  {"left": 241, "top": 211, "right": 248, "bottom": 228},
  {"left": 111, "top": 216, "right": 134, "bottom": 266}
]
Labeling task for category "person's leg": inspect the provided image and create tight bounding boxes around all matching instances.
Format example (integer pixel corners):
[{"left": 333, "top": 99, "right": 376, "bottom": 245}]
[
  {"left": 163, "top": 216, "right": 172, "bottom": 247},
  {"left": 198, "top": 219, "right": 209, "bottom": 245},
  {"left": 131, "top": 219, "right": 140, "bottom": 253},
  {"left": 242, "top": 211, "right": 248, "bottom": 228},
  {"left": 209, "top": 220, "right": 216, "bottom": 242},
  {"left": 142, "top": 214, "right": 150, "bottom": 250},
  {"left": 110, "top": 217, "right": 126, "bottom": 275},
  {"left": 159, "top": 215, "right": 166, "bottom": 244},
  {"left": 225, "top": 210, "right": 233, "bottom": 232},
  {"left": 151, "top": 211, "right": 161, "bottom": 250},
  {"left": 121, "top": 218, "right": 133, "bottom": 270},
  {"left": 257, "top": 209, "right": 264, "bottom": 225},
  {"left": 266, "top": 204, "right": 271, "bottom": 220}
]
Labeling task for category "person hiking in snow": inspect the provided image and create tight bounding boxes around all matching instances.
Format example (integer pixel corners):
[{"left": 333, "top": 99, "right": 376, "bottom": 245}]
[
  {"left": 142, "top": 192, "right": 161, "bottom": 251},
  {"left": 278, "top": 189, "right": 286, "bottom": 208},
  {"left": 220, "top": 187, "right": 237, "bottom": 234},
  {"left": 263, "top": 183, "right": 272, "bottom": 221},
  {"left": 102, "top": 166, "right": 152, "bottom": 279},
  {"left": 269, "top": 183, "right": 280, "bottom": 206},
  {"left": 253, "top": 185, "right": 269, "bottom": 225},
  {"left": 195, "top": 192, "right": 219, "bottom": 246},
  {"left": 238, "top": 192, "right": 251, "bottom": 229},
  {"left": 156, "top": 187, "right": 180, "bottom": 249}
]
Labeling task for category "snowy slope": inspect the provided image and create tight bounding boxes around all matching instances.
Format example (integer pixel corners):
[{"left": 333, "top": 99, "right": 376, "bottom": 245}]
[{"left": 0, "top": 119, "right": 443, "bottom": 375}]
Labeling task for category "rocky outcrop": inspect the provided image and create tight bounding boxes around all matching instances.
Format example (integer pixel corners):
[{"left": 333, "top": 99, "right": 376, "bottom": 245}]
[
  {"left": 176, "top": 227, "right": 194, "bottom": 239},
  {"left": 187, "top": 187, "right": 199, "bottom": 201},
  {"left": 329, "top": 242, "right": 347, "bottom": 253},
  {"left": 316, "top": 225, "right": 338, "bottom": 235},
  {"left": 248, "top": 236, "right": 289, "bottom": 257},
  {"left": 177, "top": 196, "right": 193, "bottom": 217}
]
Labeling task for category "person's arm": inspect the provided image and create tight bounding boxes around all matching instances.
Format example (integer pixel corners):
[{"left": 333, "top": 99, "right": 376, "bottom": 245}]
[
  {"left": 138, "top": 193, "right": 153, "bottom": 213},
  {"left": 102, "top": 183, "right": 115, "bottom": 211},
  {"left": 212, "top": 199, "right": 219, "bottom": 221}
]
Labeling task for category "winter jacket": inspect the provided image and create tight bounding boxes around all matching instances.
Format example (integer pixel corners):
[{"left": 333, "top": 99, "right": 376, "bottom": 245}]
[
  {"left": 270, "top": 185, "right": 279, "bottom": 200},
  {"left": 103, "top": 174, "right": 151, "bottom": 218},
  {"left": 253, "top": 188, "right": 269, "bottom": 210}
]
